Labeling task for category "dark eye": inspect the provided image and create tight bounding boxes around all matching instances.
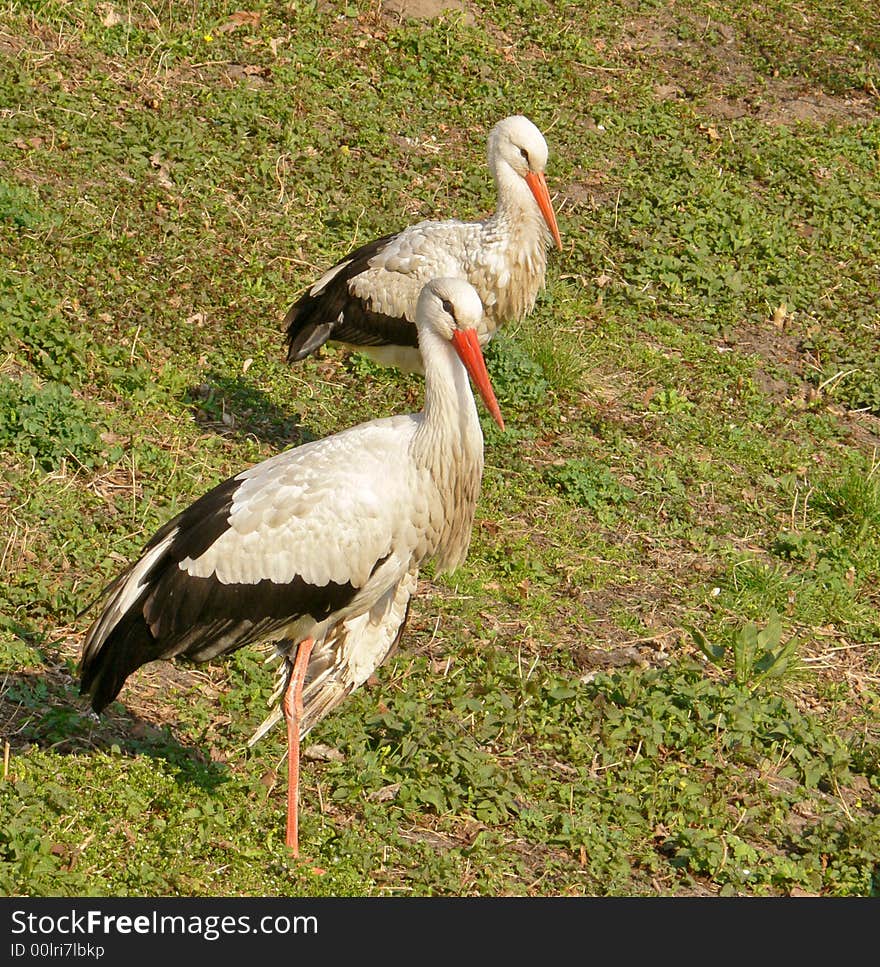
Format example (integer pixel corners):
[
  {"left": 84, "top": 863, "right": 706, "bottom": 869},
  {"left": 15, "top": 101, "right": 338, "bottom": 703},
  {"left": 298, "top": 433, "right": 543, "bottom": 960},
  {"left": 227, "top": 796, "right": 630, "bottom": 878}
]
[
  {"left": 441, "top": 298, "right": 454, "bottom": 317},
  {"left": 519, "top": 146, "right": 530, "bottom": 163}
]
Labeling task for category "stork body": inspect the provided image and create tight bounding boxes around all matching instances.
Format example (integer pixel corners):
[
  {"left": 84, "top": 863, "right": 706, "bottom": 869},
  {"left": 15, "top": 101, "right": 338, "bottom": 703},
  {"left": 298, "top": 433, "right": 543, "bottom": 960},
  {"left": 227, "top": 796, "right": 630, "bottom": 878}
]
[
  {"left": 79, "top": 278, "right": 504, "bottom": 857},
  {"left": 285, "top": 115, "right": 563, "bottom": 374}
]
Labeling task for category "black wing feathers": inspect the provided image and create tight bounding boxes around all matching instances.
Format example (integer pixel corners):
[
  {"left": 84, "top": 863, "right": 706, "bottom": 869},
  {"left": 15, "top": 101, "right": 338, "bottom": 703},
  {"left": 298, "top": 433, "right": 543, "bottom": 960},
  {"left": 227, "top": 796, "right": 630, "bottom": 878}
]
[
  {"left": 284, "top": 232, "right": 419, "bottom": 361},
  {"left": 79, "top": 472, "right": 359, "bottom": 713},
  {"left": 80, "top": 608, "right": 158, "bottom": 716}
]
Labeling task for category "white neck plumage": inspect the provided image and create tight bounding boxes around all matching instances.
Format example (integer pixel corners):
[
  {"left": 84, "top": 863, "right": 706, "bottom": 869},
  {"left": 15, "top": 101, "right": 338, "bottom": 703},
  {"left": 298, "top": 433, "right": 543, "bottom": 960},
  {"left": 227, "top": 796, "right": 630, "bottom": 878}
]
[
  {"left": 418, "top": 328, "right": 482, "bottom": 452},
  {"left": 478, "top": 161, "right": 550, "bottom": 326},
  {"left": 493, "top": 161, "right": 552, "bottom": 247},
  {"left": 413, "top": 327, "right": 485, "bottom": 572}
]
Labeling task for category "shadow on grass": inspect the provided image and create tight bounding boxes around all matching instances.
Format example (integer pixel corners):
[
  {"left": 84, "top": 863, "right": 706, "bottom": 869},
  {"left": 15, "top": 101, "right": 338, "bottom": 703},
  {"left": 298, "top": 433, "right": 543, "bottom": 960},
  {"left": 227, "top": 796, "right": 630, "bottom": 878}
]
[
  {"left": 185, "top": 372, "right": 320, "bottom": 448},
  {"left": 0, "top": 640, "right": 229, "bottom": 794}
]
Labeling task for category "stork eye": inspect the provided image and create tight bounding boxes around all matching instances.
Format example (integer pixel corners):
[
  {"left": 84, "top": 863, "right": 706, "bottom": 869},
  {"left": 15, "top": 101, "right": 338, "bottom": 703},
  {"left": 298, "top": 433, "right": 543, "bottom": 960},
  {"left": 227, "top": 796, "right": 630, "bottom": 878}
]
[
  {"left": 519, "top": 147, "right": 530, "bottom": 163},
  {"left": 441, "top": 298, "right": 454, "bottom": 317}
]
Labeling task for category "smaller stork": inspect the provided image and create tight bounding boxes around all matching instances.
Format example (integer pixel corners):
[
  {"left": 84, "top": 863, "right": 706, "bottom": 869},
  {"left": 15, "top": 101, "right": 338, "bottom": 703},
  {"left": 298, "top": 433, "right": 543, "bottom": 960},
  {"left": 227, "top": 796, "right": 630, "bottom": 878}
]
[
  {"left": 79, "top": 278, "right": 504, "bottom": 858},
  {"left": 284, "top": 114, "right": 563, "bottom": 374}
]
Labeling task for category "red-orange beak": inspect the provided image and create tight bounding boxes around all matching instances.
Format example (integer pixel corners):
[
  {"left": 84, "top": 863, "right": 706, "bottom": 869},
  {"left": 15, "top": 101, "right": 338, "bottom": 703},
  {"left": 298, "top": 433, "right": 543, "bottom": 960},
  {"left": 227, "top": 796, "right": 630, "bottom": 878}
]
[
  {"left": 525, "top": 170, "right": 563, "bottom": 251},
  {"left": 451, "top": 329, "right": 505, "bottom": 431}
]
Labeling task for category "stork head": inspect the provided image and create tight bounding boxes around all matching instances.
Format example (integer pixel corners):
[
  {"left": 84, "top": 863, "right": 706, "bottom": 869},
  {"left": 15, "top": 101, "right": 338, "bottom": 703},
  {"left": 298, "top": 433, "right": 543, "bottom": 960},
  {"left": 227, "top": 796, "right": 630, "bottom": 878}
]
[
  {"left": 417, "top": 278, "right": 505, "bottom": 431},
  {"left": 487, "top": 115, "right": 563, "bottom": 251}
]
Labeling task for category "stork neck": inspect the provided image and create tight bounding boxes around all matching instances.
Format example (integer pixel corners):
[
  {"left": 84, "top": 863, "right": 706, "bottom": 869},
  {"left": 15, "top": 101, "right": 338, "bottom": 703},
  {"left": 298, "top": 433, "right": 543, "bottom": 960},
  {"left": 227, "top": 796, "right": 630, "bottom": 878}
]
[
  {"left": 417, "top": 328, "right": 483, "bottom": 460},
  {"left": 414, "top": 324, "right": 485, "bottom": 574},
  {"left": 488, "top": 161, "right": 551, "bottom": 251}
]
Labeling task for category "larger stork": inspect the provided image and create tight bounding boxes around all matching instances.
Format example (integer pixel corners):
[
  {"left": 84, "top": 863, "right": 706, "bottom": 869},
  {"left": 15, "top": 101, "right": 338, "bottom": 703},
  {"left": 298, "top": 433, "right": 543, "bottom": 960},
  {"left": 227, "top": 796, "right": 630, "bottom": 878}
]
[
  {"left": 285, "top": 115, "right": 563, "bottom": 373},
  {"left": 79, "top": 278, "right": 504, "bottom": 858}
]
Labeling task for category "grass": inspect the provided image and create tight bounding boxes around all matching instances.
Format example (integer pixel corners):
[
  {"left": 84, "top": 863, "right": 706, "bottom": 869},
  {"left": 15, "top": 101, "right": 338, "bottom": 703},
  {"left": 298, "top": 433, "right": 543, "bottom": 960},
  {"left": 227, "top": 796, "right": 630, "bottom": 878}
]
[{"left": 1, "top": 0, "right": 878, "bottom": 896}]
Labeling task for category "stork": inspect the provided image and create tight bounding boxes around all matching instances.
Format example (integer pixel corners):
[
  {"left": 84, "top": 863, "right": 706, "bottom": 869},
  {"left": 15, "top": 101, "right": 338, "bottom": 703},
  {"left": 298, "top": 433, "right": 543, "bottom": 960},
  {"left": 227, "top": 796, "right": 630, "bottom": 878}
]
[
  {"left": 285, "top": 115, "right": 563, "bottom": 374},
  {"left": 79, "top": 278, "right": 504, "bottom": 858}
]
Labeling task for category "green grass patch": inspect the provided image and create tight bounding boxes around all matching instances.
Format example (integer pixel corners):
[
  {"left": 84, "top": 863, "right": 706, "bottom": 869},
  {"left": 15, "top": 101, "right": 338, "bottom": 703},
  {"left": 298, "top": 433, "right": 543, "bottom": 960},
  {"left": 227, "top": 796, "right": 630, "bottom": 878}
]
[{"left": 1, "top": 0, "right": 877, "bottom": 897}]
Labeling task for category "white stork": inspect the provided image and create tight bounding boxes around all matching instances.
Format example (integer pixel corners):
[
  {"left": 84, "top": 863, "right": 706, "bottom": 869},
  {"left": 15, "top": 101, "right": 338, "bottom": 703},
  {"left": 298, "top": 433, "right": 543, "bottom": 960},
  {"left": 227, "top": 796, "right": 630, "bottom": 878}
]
[
  {"left": 79, "top": 278, "right": 504, "bottom": 859},
  {"left": 285, "top": 115, "right": 563, "bottom": 373}
]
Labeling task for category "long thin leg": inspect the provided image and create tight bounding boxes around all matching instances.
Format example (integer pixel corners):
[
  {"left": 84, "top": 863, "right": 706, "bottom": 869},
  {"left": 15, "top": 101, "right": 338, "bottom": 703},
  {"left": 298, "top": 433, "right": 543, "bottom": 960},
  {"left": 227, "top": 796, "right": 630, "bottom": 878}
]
[{"left": 283, "top": 636, "right": 314, "bottom": 857}]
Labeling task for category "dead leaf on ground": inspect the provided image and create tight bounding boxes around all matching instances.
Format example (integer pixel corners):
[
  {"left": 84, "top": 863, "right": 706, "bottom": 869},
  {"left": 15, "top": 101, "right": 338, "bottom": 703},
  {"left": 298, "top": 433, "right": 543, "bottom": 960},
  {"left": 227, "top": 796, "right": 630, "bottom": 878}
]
[
  {"left": 97, "top": 4, "right": 126, "bottom": 28},
  {"left": 368, "top": 782, "right": 400, "bottom": 803},
  {"left": 217, "top": 10, "right": 262, "bottom": 33},
  {"left": 302, "top": 743, "right": 345, "bottom": 763},
  {"left": 149, "top": 152, "right": 173, "bottom": 189}
]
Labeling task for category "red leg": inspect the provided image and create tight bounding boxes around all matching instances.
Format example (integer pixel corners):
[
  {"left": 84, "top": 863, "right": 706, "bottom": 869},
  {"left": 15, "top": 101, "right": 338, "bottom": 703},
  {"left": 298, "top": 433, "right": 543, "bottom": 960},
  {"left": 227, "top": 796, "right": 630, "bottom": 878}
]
[{"left": 283, "top": 636, "right": 314, "bottom": 857}]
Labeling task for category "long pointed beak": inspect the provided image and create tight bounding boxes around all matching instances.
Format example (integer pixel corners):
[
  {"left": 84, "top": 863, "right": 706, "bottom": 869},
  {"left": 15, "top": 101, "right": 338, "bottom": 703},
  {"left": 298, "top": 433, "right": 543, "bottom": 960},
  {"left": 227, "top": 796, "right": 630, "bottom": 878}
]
[
  {"left": 451, "top": 329, "right": 505, "bottom": 431},
  {"left": 525, "top": 170, "right": 563, "bottom": 251}
]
